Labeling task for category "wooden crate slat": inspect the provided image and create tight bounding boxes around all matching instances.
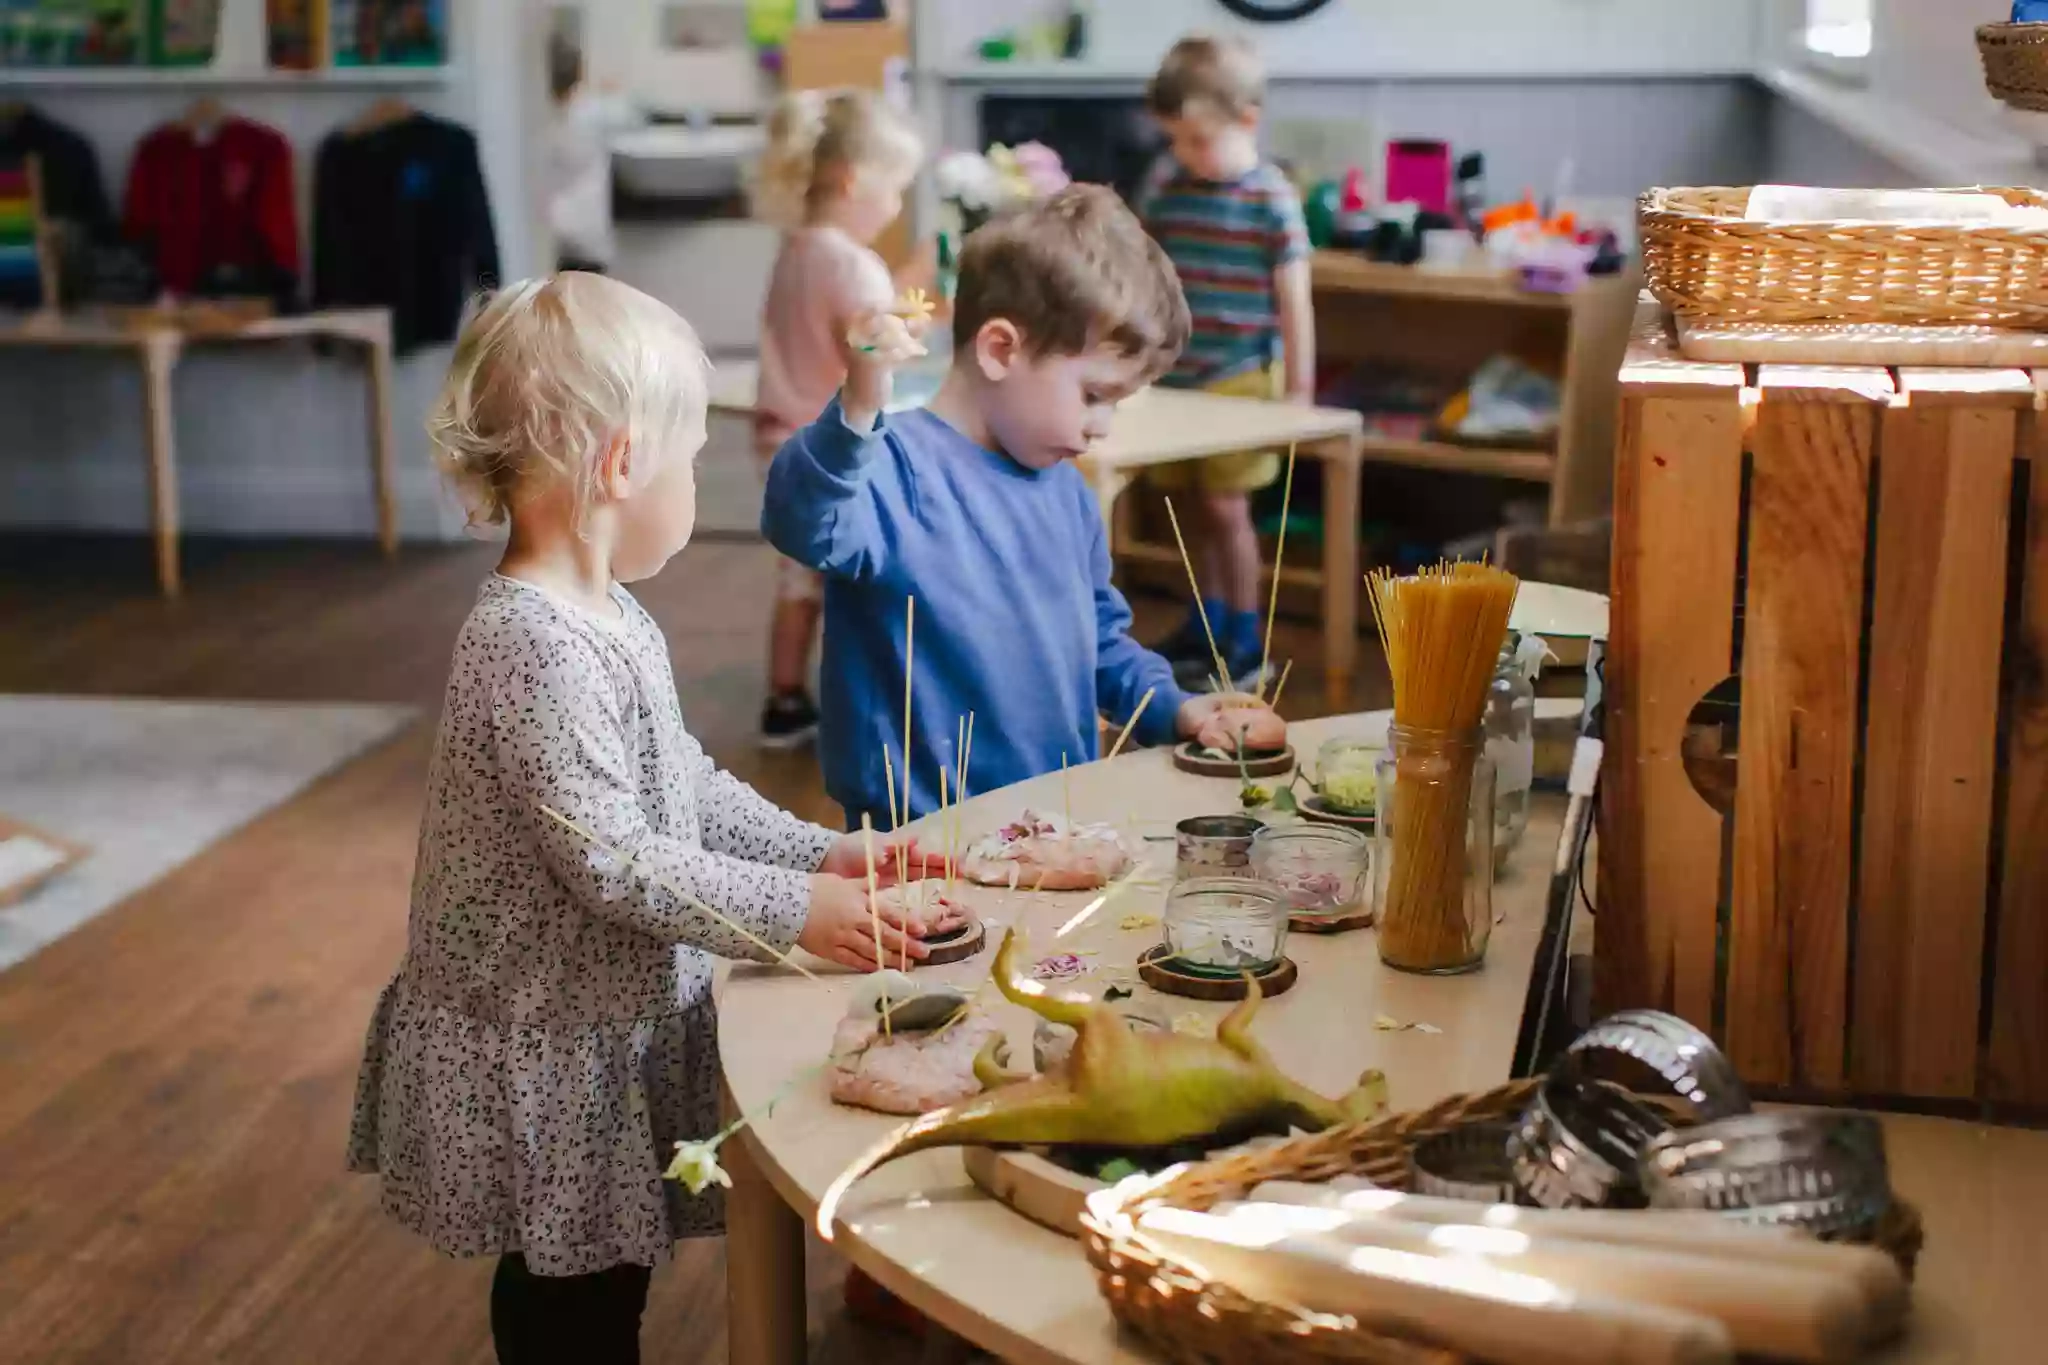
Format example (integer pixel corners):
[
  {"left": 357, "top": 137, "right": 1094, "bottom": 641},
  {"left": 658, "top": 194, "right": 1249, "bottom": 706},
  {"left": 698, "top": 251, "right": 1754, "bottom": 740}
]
[
  {"left": 1851, "top": 376, "right": 2019, "bottom": 1098},
  {"left": 1990, "top": 392, "right": 2048, "bottom": 1108},
  {"left": 1601, "top": 369, "right": 1744, "bottom": 1025},
  {"left": 1726, "top": 365, "right": 1888, "bottom": 1092}
]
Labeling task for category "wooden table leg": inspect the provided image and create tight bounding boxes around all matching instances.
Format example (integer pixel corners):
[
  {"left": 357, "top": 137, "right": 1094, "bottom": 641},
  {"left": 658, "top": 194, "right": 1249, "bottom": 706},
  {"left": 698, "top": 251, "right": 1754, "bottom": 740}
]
[
  {"left": 1315, "top": 437, "right": 1362, "bottom": 710},
  {"left": 140, "top": 331, "right": 183, "bottom": 599},
  {"left": 724, "top": 1123, "right": 807, "bottom": 1365},
  {"left": 363, "top": 323, "right": 399, "bottom": 557}
]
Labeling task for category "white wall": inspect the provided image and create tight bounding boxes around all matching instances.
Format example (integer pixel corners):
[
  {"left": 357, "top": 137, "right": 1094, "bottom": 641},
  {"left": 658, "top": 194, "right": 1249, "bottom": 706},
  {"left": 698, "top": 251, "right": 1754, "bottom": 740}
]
[
  {"left": 0, "top": 0, "right": 551, "bottom": 542},
  {"left": 921, "top": 0, "right": 1762, "bottom": 77}
]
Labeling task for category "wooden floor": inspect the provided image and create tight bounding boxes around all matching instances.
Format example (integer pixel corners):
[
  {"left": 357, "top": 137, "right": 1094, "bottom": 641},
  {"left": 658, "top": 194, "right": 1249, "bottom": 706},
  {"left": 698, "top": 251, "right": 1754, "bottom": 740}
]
[{"left": 0, "top": 534, "right": 1384, "bottom": 1365}]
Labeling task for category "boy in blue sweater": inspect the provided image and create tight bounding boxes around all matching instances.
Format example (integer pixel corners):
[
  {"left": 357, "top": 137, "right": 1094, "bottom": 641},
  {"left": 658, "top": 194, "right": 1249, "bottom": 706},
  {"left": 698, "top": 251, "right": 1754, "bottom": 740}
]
[{"left": 763, "top": 184, "right": 1285, "bottom": 828}]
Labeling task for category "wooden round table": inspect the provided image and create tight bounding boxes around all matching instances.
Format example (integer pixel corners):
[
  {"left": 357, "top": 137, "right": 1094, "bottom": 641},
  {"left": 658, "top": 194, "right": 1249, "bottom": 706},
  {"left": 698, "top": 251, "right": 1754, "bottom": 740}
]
[{"left": 717, "top": 712, "right": 1572, "bottom": 1364}]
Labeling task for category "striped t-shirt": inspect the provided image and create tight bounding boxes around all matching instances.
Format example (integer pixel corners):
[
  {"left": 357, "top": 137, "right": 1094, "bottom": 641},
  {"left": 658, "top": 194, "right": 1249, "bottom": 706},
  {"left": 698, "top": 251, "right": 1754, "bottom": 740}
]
[{"left": 1139, "top": 160, "right": 1309, "bottom": 388}]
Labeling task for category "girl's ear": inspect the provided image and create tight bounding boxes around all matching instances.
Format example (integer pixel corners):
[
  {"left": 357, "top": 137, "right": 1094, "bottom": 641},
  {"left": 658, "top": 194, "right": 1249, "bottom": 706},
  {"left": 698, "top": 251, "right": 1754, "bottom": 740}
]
[
  {"left": 599, "top": 432, "right": 634, "bottom": 499},
  {"left": 974, "top": 318, "right": 1023, "bottom": 382}
]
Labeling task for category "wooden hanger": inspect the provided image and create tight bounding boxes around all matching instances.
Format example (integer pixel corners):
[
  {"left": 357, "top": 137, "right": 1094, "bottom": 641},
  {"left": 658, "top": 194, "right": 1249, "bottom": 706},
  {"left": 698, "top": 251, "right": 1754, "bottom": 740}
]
[{"left": 345, "top": 96, "right": 416, "bottom": 137}]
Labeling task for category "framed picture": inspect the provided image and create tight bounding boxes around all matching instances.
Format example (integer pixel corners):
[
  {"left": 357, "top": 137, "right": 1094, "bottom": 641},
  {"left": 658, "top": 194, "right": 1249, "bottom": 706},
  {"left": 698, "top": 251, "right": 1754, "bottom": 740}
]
[{"left": 816, "top": 0, "right": 887, "bottom": 20}]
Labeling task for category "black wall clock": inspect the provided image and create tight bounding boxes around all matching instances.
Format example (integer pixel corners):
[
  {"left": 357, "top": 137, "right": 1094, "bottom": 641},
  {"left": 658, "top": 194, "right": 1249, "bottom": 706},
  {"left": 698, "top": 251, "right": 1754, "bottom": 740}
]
[{"left": 1217, "top": 0, "right": 1336, "bottom": 21}]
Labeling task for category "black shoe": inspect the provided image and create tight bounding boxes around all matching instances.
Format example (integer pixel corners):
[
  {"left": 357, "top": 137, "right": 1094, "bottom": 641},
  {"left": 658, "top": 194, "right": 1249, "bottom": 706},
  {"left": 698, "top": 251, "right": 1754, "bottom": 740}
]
[
  {"left": 1150, "top": 610, "right": 1217, "bottom": 668},
  {"left": 1221, "top": 638, "right": 1273, "bottom": 696},
  {"left": 758, "top": 691, "right": 820, "bottom": 749}
]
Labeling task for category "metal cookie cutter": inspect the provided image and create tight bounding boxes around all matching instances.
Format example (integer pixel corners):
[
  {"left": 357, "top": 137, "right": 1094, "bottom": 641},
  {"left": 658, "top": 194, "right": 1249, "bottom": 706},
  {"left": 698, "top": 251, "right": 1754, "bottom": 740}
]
[
  {"left": 1564, "top": 1009, "right": 1752, "bottom": 1120},
  {"left": 1639, "top": 1111, "right": 1892, "bottom": 1238},
  {"left": 1411, "top": 1122, "right": 1524, "bottom": 1204},
  {"left": 1509, "top": 1072, "right": 1673, "bottom": 1209}
]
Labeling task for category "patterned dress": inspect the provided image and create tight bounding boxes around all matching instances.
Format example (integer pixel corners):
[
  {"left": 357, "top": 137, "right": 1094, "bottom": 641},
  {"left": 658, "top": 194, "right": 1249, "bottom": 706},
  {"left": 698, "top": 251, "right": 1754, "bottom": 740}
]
[{"left": 347, "top": 576, "right": 838, "bottom": 1275}]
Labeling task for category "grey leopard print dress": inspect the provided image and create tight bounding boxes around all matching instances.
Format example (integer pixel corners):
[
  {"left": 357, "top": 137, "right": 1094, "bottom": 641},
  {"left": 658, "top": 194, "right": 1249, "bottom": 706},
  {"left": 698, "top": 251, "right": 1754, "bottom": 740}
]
[{"left": 347, "top": 575, "right": 837, "bottom": 1275}]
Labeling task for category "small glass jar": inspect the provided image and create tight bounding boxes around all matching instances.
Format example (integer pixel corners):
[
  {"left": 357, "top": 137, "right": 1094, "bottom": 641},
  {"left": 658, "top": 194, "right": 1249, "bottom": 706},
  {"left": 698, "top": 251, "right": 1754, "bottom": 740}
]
[
  {"left": 1251, "top": 824, "right": 1370, "bottom": 922},
  {"left": 1162, "top": 878, "right": 1290, "bottom": 978},
  {"left": 1315, "top": 736, "right": 1380, "bottom": 816},
  {"left": 1484, "top": 631, "right": 1537, "bottom": 867},
  {"left": 1373, "top": 724, "right": 1496, "bottom": 974}
]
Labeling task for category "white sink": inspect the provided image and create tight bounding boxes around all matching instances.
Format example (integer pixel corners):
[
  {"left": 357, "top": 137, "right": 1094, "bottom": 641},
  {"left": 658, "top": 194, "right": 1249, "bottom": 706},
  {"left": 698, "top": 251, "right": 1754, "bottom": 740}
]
[{"left": 612, "top": 124, "right": 766, "bottom": 201}]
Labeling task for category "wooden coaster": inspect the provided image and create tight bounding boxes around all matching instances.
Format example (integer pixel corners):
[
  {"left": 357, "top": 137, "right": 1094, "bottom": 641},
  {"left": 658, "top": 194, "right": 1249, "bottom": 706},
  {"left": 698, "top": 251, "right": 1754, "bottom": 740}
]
[
  {"left": 1299, "top": 793, "right": 1375, "bottom": 833},
  {"left": 920, "top": 918, "right": 988, "bottom": 967},
  {"left": 1289, "top": 905, "right": 1374, "bottom": 935},
  {"left": 1137, "top": 945, "right": 1297, "bottom": 1000},
  {"left": 1173, "top": 742, "right": 1296, "bottom": 779}
]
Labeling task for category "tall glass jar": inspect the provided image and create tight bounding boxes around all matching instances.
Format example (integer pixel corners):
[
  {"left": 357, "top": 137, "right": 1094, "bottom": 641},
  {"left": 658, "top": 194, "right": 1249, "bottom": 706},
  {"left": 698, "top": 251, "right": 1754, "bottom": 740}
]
[
  {"left": 1484, "top": 632, "right": 1537, "bottom": 868},
  {"left": 1373, "top": 725, "right": 1496, "bottom": 974}
]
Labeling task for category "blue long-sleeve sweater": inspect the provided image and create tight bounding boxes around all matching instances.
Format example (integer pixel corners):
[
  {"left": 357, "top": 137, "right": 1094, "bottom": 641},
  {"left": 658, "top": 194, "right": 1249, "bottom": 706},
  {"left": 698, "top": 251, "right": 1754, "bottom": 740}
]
[{"left": 763, "top": 400, "right": 1189, "bottom": 828}]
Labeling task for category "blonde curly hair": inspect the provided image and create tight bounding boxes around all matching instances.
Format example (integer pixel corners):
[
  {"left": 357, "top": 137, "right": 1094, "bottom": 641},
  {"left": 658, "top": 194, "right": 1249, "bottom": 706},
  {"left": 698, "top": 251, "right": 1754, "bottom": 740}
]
[
  {"left": 428, "top": 273, "right": 709, "bottom": 531},
  {"left": 750, "top": 87, "right": 923, "bottom": 229}
]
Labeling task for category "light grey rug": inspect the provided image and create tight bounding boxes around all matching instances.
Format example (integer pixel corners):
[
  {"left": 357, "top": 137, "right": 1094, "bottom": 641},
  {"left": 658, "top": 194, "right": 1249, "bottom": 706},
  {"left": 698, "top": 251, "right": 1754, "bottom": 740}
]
[{"left": 0, "top": 695, "right": 415, "bottom": 973}]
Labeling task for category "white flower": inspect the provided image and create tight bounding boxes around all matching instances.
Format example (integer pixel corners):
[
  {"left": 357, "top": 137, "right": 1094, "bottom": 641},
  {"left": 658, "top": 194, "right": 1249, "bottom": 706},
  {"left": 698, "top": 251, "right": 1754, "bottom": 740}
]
[
  {"left": 935, "top": 150, "right": 1001, "bottom": 211},
  {"left": 665, "top": 1140, "right": 732, "bottom": 1196}
]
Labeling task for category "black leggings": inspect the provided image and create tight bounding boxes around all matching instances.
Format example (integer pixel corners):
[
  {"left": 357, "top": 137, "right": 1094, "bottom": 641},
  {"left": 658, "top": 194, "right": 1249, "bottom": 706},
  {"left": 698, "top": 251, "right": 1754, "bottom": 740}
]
[{"left": 491, "top": 1253, "right": 651, "bottom": 1365}]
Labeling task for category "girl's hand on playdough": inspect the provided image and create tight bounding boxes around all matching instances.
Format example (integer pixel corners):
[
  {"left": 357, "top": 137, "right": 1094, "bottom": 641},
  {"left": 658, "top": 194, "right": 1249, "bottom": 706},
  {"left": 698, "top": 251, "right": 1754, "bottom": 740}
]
[
  {"left": 820, "top": 833, "right": 945, "bottom": 886},
  {"left": 801, "top": 873, "right": 930, "bottom": 972},
  {"left": 1177, "top": 692, "right": 1287, "bottom": 753}
]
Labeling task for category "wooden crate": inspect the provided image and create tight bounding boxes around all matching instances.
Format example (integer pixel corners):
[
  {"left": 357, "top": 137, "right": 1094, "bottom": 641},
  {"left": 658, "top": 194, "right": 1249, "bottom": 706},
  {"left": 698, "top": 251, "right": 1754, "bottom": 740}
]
[{"left": 1599, "top": 307, "right": 2048, "bottom": 1114}]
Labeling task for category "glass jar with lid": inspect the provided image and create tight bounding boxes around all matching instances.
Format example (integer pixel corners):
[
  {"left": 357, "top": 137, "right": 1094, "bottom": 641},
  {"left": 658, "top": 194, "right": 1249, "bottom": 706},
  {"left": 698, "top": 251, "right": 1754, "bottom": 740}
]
[
  {"left": 1162, "top": 878, "right": 1290, "bottom": 977},
  {"left": 1251, "top": 823, "right": 1370, "bottom": 923}
]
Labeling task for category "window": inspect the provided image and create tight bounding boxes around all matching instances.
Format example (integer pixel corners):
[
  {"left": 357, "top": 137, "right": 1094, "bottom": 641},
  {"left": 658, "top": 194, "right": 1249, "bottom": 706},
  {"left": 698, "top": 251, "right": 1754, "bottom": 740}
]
[{"left": 1803, "top": 0, "right": 1873, "bottom": 71}]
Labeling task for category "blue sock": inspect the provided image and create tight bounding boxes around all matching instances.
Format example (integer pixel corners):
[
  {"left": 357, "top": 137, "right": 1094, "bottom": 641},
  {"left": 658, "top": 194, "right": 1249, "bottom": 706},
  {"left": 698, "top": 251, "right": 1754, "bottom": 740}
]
[
  {"left": 1225, "top": 608, "right": 1262, "bottom": 661},
  {"left": 1199, "top": 597, "right": 1229, "bottom": 635}
]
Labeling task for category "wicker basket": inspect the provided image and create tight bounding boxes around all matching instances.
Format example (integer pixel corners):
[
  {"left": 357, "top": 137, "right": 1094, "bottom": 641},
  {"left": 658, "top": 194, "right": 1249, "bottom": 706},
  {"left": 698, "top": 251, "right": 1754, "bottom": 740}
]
[
  {"left": 1079, "top": 1077, "right": 1925, "bottom": 1365},
  {"left": 1638, "top": 185, "right": 2048, "bottom": 328},
  {"left": 1980, "top": 23, "right": 2048, "bottom": 113}
]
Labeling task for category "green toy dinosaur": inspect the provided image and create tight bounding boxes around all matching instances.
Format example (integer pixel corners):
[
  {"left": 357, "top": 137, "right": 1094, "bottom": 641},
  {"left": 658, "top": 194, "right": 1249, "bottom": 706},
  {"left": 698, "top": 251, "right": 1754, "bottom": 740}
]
[{"left": 817, "top": 927, "right": 1386, "bottom": 1239}]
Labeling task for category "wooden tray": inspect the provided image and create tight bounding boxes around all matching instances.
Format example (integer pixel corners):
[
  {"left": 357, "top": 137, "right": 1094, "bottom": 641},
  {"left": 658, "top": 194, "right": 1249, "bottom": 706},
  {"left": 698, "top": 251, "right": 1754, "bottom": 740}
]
[
  {"left": 1297, "top": 794, "right": 1375, "bottom": 833},
  {"left": 1172, "top": 743, "right": 1295, "bottom": 780},
  {"left": 1676, "top": 314, "right": 2048, "bottom": 366},
  {"left": 920, "top": 918, "right": 988, "bottom": 967},
  {"left": 1288, "top": 904, "right": 1373, "bottom": 935},
  {"left": 1137, "top": 945, "right": 1297, "bottom": 1000}
]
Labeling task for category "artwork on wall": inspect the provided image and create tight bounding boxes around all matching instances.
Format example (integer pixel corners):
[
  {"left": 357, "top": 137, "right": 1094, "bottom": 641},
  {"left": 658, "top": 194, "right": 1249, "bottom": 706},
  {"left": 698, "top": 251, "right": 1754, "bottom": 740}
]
[{"left": 330, "top": 0, "right": 444, "bottom": 67}]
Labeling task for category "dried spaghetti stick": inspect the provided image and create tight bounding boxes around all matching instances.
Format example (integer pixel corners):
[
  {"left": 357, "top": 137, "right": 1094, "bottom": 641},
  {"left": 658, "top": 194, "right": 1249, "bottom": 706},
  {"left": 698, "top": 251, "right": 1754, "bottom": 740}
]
[
  {"left": 937, "top": 763, "right": 952, "bottom": 894},
  {"left": 861, "top": 813, "right": 889, "bottom": 1024},
  {"left": 1259, "top": 445, "right": 1297, "bottom": 700},
  {"left": 883, "top": 746, "right": 900, "bottom": 834},
  {"left": 1164, "top": 497, "right": 1233, "bottom": 692},
  {"left": 1105, "top": 687, "right": 1156, "bottom": 763},
  {"left": 1268, "top": 659, "right": 1296, "bottom": 713}
]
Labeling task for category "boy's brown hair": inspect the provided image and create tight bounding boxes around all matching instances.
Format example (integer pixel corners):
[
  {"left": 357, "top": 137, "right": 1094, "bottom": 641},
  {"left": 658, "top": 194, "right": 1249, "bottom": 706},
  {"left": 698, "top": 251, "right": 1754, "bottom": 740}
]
[
  {"left": 1146, "top": 33, "right": 1266, "bottom": 121},
  {"left": 952, "top": 184, "right": 1190, "bottom": 375}
]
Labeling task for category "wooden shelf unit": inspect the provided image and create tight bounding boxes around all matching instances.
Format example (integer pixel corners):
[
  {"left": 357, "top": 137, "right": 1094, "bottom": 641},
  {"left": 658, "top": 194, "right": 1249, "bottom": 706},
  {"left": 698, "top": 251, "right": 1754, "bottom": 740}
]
[{"left": 1112, "top": 253, "right": 1638, "bottom": 624}]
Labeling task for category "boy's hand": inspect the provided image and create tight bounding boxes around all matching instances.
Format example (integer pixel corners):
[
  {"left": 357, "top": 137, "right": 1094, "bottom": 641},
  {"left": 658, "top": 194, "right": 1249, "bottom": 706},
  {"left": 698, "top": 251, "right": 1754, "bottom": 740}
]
[
  {"left": 842, "top": 308, "right": 929, "bottom": 432},
  {"left": 1177, "top": 691, "right": 1288, "bottom": 753},
  {"left": 799, "top": 873, "right": 931, "bottom": 972},
  {"left": 819, "top": 833, "right": 946, "bottom": 886}
]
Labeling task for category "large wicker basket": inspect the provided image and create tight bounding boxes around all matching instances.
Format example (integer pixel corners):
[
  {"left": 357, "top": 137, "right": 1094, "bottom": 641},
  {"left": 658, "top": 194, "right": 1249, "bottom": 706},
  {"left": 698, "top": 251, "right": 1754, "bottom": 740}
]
[
  {"left": 1078, "top": 1078, "right": 1924, "bottom": 1365},
  {"left": 1980, "top": 22, "right": 2048, "bottom": 113},
  {"left": 1638, "top": 185, "right": 2048, "bottom": 328}
]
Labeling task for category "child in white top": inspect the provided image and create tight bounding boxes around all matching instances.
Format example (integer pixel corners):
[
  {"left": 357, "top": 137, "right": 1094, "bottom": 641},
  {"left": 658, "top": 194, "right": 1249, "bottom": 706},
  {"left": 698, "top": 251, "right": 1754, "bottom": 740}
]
[
  {"left": 547, "top": 33, "right": 641, "bottom": 273},
  {"left": 346, "top": 274, "right": 936, "bottom": 1361},
  {"left": 750, "top": 87, "right": 923, "bottom": 748}
]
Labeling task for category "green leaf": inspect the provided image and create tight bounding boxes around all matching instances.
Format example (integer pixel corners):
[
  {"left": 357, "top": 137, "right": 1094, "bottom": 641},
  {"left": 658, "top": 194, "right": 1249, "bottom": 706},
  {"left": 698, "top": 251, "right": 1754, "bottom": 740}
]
[{"left": 1268, "top": 787, "right": 1299, "bottom": 814}]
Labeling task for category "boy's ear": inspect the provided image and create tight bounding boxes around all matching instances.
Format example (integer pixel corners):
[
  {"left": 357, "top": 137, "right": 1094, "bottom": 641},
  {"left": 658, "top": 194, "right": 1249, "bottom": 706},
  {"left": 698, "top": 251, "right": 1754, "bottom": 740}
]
[
  {"left": 599, "top": 432, "right": 634, "bottom": 498},
  {"left": 973, "top": 318, "right": 1024, "bottom": 382}
]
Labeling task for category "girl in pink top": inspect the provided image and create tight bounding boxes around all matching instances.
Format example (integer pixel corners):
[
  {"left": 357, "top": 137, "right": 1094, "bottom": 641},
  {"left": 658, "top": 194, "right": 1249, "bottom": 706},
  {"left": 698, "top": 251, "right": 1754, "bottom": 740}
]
[{"left": 750, "top": 88, "right": 923, "bottom": 747}]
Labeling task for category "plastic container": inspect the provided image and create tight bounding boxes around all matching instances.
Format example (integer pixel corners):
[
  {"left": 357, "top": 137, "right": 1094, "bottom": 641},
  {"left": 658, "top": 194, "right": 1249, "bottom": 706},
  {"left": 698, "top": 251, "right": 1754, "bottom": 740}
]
[
  {"left": 1162, "top": 878, "right": 1290, "bottom": 978},
  {"left": 1251, "top": 824, "right": 1370, "bottom": 921}
]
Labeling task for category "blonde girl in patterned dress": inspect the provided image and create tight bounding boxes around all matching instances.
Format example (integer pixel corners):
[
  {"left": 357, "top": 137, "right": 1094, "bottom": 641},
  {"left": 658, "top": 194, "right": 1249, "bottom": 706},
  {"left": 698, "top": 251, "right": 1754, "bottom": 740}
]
[{"left": 346, "top": 273, "right": 939, "bottom": 1365}]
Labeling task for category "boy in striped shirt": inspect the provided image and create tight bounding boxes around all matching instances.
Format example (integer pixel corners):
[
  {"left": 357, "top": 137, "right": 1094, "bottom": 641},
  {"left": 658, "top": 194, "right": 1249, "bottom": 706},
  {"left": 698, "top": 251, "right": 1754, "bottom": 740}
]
[{"left": 1140, "top": 33, "right": 1314, "bottom": 691}]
